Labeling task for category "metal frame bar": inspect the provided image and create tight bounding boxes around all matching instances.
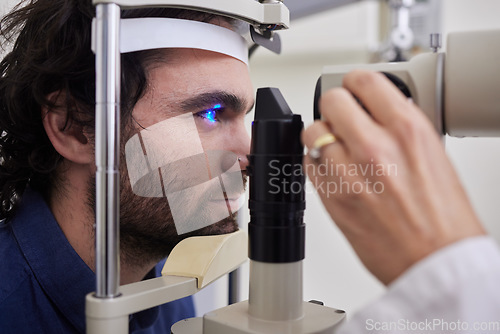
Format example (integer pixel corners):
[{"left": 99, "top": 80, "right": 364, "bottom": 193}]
[
  {"left": 94, "top": 3, "right": 121, "bottom": 298},
  {"left": 92, "top": 0, "right": 289, "bottom": 29}
]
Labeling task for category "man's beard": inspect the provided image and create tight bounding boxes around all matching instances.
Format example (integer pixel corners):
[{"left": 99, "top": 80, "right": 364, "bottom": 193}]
[
  {"left": 88, "top": 153, "right": 246, "bottom": 270},
  {"left": 118, "top": 168, "right": 245, "bottom": 268}
]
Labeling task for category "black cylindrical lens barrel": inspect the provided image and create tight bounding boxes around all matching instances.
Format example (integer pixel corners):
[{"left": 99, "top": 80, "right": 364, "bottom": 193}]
[{"left": 247, "top": 88, "right": 305, "bottom": 263}]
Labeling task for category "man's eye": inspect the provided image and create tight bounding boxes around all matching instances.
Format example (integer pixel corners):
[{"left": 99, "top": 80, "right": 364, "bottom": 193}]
[{"left": 195, "top": 104, "right": 223, "bottom": 123}]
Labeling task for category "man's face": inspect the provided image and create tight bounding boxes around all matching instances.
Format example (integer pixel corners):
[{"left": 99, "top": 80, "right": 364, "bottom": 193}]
[{"left": 118, "top": 48, "right": 254, "bottom": 263}]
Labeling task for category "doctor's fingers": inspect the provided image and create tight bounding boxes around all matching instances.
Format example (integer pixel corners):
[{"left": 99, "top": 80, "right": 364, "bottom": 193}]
[
  {"left": 331, "top": 71, "right": 442, "bottom": 165},
  {"left": 318, "top": 87, "right": 385, "bottom": 155},
  {"left": 342, "top": 70, "right": 424, "bottom": 131},
  {"left": 315, "top": 86, "right": 399, "bottom": 169}
]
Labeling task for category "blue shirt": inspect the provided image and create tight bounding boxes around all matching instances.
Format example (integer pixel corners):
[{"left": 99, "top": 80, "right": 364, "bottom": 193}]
[{"left": 0, "top": 188, "right": 195, "bottom": 333}]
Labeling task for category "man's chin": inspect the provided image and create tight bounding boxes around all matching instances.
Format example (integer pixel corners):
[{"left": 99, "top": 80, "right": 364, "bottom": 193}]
[
  {"left": 213, "top": 220, "right": 240, "bottom": 235},
  {"left": 185, "top": 215, "right": 239, "bottom": 238}
]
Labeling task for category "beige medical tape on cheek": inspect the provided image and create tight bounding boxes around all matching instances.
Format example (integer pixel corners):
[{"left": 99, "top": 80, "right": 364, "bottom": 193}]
[
  {"left": 124, "top": 114, "right": 245, "bottom": 235},
  {"left": 92, "top": 17, "right": 249, "bottom": 65}
]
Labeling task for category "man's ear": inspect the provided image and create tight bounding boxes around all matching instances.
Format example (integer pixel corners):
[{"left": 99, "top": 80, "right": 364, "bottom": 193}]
[{"left": 42, "top": 91, "right": 93, "bottom": 165}]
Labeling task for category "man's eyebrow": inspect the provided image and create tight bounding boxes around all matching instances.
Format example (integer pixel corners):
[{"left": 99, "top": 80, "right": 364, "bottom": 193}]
[{"left": 179, "top": 91, "right": 254, "bottom": 114}]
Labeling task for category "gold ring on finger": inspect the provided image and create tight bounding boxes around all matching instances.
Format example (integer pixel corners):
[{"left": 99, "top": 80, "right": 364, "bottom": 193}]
[{"left": 308, "top": 133, "right": 337, "bottom": 160}]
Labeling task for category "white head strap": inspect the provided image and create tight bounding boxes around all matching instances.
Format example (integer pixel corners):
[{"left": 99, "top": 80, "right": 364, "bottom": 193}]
[{"left": 92, "top": 17, "right": 249, "bottom": 65}]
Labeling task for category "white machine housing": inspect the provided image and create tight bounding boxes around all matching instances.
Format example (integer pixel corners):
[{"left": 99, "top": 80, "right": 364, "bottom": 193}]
[{"left": 320, "top": 29, "right": 500, "bottom": 137}]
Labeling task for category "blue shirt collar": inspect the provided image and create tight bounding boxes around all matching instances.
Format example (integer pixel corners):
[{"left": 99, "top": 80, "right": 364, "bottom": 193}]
[
  {"left": 11, "top": 188, "right": 96, "bottom": 333},
  {"left": 11, "top": 188, "right": 174, "bottom": 332}
]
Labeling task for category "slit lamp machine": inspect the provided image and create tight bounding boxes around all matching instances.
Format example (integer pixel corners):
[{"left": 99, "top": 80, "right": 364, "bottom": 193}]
[{"left": 87, "top": 0, "right": 500, "bottom": 333}]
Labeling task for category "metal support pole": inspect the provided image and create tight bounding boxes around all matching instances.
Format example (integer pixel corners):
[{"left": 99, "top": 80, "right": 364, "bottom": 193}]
[{"left": 95, "top": 3, "right": 121, "bottom": 298}]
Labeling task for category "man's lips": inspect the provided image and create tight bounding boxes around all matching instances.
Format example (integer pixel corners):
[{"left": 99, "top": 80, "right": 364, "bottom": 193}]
[{"left": 211, "top": 193, "right": 246, "bottom": 211}]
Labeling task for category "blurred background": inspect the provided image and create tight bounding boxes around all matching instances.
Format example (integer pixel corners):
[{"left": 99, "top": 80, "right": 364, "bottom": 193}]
[{"left": 2, "top": 0, "right": 499, "bottom": 320}]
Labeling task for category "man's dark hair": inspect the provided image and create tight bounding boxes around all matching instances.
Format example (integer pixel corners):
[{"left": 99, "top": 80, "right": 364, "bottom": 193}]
[{"left": 0, "top": 0, "right": 231, "bottom": 221}]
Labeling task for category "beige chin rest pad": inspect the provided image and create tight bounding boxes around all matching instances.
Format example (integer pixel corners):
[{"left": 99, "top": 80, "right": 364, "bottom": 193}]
[{"left": 161, "top": 230, "right": 248, "bottom": 289}]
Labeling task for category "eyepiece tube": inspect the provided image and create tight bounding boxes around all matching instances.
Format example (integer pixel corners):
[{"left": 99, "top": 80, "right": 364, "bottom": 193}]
[
  {"left": 247, "top": 88, "right": 305, "bottom": 321},
  {"left": 248, "top": 87, "right": 305, "bottom": 263}
]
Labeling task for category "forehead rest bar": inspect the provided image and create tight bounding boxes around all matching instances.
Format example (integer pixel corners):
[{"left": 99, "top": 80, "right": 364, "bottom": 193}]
[{"left": 92, "top": 17, "right": 249, "bottom": 65}]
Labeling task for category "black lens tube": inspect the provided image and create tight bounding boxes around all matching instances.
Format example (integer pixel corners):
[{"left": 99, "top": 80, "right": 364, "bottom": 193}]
[{"left": 247, "top": 88, "right": 305, "bottom": 263}]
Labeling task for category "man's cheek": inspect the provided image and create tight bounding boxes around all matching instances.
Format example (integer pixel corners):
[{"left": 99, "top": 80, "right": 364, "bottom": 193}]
[{"left": 124, "top": 115, "right": 244, "bottom": 235}]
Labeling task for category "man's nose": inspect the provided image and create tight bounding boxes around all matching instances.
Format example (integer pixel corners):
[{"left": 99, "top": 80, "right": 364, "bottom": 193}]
[{"left": 225, "top": 123, "right": 250, "bottom": 171}]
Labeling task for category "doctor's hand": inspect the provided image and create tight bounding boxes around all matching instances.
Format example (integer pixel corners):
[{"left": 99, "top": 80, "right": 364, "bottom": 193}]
[{"left": 302, "top": 70, "right": 485, "bottom": 285}]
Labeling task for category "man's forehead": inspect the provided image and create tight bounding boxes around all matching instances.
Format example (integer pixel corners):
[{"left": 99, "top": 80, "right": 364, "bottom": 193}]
[
  {"left": 145, "top": 54, "right": 252, "bottom": 102},
  {"left": 132, "top": 47, "right": 254, "bottom": 125},
  {"left": 152, "top": 47, "right": 247, "bottom": 67}
]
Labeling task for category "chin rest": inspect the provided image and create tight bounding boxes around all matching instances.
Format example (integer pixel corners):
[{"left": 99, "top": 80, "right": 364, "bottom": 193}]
[{"left": 162, "top": 230, "right": 247, "bottom": 289}]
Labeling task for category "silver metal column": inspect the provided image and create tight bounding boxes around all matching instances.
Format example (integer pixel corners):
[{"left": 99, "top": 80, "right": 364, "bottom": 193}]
[{"left": 94, "top": 3, "right": 121, "bottom": 298}]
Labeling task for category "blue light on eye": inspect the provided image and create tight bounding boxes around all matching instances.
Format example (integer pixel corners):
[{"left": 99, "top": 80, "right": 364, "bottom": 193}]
[
  {"left": 202, "top": 104, "right": 223, "bottom": 123},
  {"left": 205, "top": 110, "right": 217, "bottom": 123}
]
